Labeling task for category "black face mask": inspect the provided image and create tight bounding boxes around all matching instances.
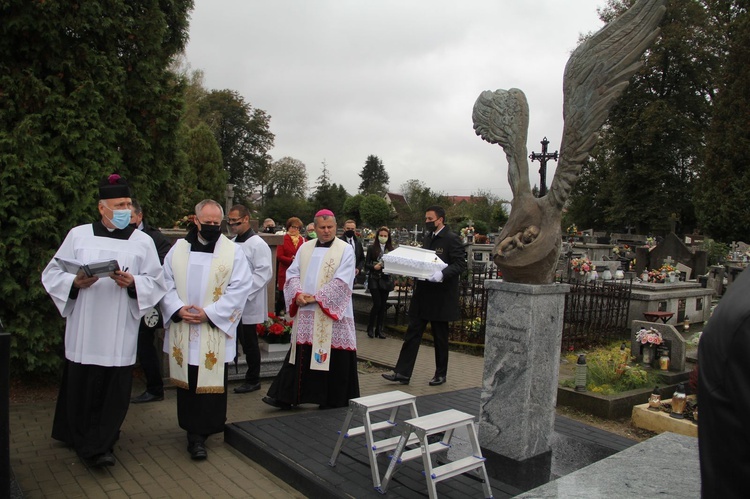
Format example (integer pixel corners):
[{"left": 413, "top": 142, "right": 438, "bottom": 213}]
[
  {"left": 263, "top": 226, "right": 275, "bottom": 233},
  {"left": 199, "top": 224, "right": 222, "bottom": 243},
  {"left": 344, "top": 230, "right": 355, "bottom": 238},
  {"left": 425, "top": 221, "right": 437, "bottom": 232}
]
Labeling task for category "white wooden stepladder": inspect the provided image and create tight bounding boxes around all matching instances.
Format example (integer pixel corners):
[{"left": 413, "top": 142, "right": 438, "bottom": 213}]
[
  {"left": 377, "top": 409, "right": 493, "bottom": 499},
  {"left": 329, "top": 390, "right": 419, "bottom": 489}
]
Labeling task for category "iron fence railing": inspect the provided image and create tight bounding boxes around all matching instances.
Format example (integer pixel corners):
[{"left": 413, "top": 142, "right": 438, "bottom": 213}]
[
  {"left": 389, "top": 272, "right": 632, "bottom": 352},
  {"left": 560, "top": 278, "right": 633, "bottom": 350}
]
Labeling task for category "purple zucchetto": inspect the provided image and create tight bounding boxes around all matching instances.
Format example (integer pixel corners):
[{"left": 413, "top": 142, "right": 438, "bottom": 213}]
[{"left": 99, "top": 173, "right": 131, "bottom": 200}]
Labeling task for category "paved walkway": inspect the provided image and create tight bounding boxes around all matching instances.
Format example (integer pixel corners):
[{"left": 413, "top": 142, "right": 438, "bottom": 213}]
[{"left": 9, "top": 326, "right": 485, "bottom": 498}]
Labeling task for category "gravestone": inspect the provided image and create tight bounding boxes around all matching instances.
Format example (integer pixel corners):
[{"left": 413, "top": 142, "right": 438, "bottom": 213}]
[
  {"left": 636, "top": 233, "right": 707, "bottom": 277},
  {"left": 676, "top": 262, "right": 692, "bottom": 281},
  {"left": 630, "top": 320, "right": 687, "bottom": 372}
]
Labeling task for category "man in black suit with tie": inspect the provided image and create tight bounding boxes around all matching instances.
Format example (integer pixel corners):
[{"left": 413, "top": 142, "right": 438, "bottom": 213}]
[{"left": 340, "top": 219, "right": 365, "bottom": 279}]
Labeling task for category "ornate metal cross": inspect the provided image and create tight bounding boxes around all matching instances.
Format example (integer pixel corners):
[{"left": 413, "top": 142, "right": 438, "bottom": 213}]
[{"left": 529, "top": 137, "right": 558, "bottom": 197}]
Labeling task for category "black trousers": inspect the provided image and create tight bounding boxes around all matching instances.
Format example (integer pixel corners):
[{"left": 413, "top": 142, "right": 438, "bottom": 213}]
[
  {"left": 136, "top": 323, "right": 164, "bottom": 396},
  {"left": 177, "top": 364, "right": 228, "bottom": 440},
  {"left": 237, "top": 322, "right": 260, "bottom": 384},
  {"left": 52, "top": 361, "right": 133, "bottom": 459},
  {"left": 394, "top": 316, "right": 449, "bottom": 379},
  {"left": 368, "top": 287, "right": 390, "bottom": 331}
]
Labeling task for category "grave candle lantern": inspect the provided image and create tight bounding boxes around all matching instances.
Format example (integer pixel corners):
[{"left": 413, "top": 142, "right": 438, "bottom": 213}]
[
  {"left": 574, "top": 354, "right": 587, "bottom": 392},
  {"left": 670, "top": 383, "right": 687, "bottom": 419},
  {"left": 648, "top": 386, "right": 661, "bottom": 410}
]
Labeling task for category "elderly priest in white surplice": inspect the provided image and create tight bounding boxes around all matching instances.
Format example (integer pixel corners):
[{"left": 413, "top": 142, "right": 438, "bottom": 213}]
[
  {"left": 41, "top": 174, "right": 167, "bottom": 468},
  {"left": 160, "top": 199, "right": 252, "bottom": 461}
]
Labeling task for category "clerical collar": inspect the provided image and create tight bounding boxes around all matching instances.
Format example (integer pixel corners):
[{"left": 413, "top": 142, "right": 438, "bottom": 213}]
[
  {"left": 93, "top": 220, "right": 135, "bottom": 240},
  {"left": 316, "top": 238, "right": 334, "bottom": 248},
  {"left": 234, "top": 227, "right": 255, "bottom": 243}
]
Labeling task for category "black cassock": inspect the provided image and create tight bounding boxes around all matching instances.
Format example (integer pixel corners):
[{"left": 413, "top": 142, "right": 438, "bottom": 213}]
[{"left": 698, "top": 267, "right": 750, "bottom": 498}]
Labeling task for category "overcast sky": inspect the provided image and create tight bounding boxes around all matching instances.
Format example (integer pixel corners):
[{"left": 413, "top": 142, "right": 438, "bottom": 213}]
[{"left": 184, "top": 0, "right": 607, "bottom": 201}]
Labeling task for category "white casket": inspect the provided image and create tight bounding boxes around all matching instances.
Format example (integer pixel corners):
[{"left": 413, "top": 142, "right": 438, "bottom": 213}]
[{"left": 381, "top": 246, "right": 447, "bottom": 280}]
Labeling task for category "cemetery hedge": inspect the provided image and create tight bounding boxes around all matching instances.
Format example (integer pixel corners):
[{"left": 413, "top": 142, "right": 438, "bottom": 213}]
[{"left": 0, "top": 0, "right": 194, "bottom": 374}]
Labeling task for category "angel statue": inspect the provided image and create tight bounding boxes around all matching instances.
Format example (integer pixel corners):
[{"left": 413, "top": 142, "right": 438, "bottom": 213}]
[{"left": 473, "top": 0, "right": 666, "bottom": 284}]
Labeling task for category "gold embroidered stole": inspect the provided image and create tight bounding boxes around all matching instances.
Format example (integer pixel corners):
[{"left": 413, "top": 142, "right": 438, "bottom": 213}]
[
  {"left": 290, "top": 238, "right": 345, "bottom": 371},
  {"left": 168, "top": 237, "right": 234, "bottom": 393}
]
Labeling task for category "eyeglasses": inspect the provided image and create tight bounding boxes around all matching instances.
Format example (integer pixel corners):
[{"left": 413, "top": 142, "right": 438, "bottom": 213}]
[
  {"left": 288, "top": 226, "right": 301, "bottom": 230},
  {"left": 226, "top": 218, "right": 243, "bottom": 224}
]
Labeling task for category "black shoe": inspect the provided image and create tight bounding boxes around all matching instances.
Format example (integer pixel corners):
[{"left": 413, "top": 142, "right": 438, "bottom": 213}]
[
  {"left": 429, "top": 376, "right": 446, "bottom": 386},
  {"left": 382, "top": 372, "right": 410, "bottom": 385},
  {"left": 376, "top": 331, "right": 386, "bottom": 339},
  {"left": 131, "top": 391, "right": 164, "bottom": 404},
  {"left": 234, "top": 382, "right": 261, "bottom": 394},
  {"left": 262, "top": 396, "right": 292, "bottom": 410},
  {"left": 367, "top": 331, "right": 375, "bottom": 338},
  {"left": 189, "top": 442, "right": 207, "bottom": 460},
  {"left": 95, "top": 452, "right": 116, "bottom": 467}
]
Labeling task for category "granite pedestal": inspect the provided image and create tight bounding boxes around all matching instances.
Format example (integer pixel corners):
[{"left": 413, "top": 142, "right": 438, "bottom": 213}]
[{"left": 479, "top": 280, "right": 568, "bottom": 486}]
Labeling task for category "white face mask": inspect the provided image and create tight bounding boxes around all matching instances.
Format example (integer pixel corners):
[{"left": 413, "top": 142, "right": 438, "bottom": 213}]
[{"left": 378, "top": 236, "right": 388, "bottom": 244}]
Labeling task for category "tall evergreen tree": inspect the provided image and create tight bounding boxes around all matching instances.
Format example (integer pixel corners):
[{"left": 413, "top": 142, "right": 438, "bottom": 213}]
[
  {"left": 185, "top": 122, "right": 227, "bottom": 203},
  {"left": 311, "top": 161, "right": 348, "bottom": 215},
  {"left": 0, "top": 0, "right": 193, "bottom": 373},
  {"left": 358, "top": 154, "right": 389, "bottom": 195},
  {"left": 695, "top": 3, "right": 750, "bottom": 240},
  {"left": 566, "top": 0, "right": 720, "bottom": 235}
]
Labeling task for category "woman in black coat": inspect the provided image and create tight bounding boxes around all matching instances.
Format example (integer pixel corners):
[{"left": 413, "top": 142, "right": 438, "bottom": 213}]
[{"left": 365, "top": 227, "right": 394, "bottom": 338}]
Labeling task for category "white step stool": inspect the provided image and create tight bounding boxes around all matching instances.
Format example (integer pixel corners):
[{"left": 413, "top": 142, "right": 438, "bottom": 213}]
[
  {"left": 329, "top": 390, "right": 419, "bottom": 489},
  {"left": 377, "top": 409, "right": 493, "bottom": 499}
]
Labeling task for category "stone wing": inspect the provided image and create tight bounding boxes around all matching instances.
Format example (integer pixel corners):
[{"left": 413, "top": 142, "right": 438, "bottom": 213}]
[{"left": 548, "top": 0, "right": 666, "bottom": 210}]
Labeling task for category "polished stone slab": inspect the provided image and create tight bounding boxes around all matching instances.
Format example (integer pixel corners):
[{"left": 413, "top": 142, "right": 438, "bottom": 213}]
[{"left": 516, "top": 432, "right": 700, "bottom": 498}]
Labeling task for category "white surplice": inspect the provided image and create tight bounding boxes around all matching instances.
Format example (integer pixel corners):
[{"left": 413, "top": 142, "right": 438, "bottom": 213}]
[
  {"left": 41, "top": 224, "right": 167, "bottom": 366},
  {"left": 161, "top": 237, "right": 253, "bottom": 366},
  {"left": 236, "top": 235, "right": 273, "bottom": 323},
  {"left": 284, "top": 240, "right": 357, "bottom": 351}
]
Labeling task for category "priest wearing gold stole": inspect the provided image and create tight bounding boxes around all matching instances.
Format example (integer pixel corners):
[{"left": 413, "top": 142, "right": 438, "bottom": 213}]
[
  {"left": 160, "top": 199, "right": 252, "bottom": 460},
  {"left": 263, "top": 209, "right": 360, "bottom": 410},
  {"left": 42, "top": 174, "right": 167, "bottom": 468}
]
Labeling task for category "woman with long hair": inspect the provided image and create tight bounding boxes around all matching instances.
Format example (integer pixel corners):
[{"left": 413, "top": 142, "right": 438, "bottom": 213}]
[
  {"left": 276, "top": 217, "right": 305, "bottom": 315},
  {"left": 364, "top": 226, "right": 395, "bottom": 338}
]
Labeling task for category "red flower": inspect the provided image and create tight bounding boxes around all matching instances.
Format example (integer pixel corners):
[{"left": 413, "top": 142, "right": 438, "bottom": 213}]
[
  {"left": 269, "top": 323, "right": 285, "bottom": 335},
  {"left": 267, "top": 312, "right": 277, "bottom": 319},
  {"left": 256, "top": 324, "right": 266, "bottom": 334}
]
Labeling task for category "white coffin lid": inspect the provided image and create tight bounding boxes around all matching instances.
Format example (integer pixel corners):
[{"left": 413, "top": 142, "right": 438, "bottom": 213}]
[{"left": 381, "top": 246, "right": 448, "bottom": 279}]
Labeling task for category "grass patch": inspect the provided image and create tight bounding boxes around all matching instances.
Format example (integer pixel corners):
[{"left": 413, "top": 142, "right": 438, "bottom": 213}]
[{"left": 562, "top": 342, "right": 662, "bottom": 395}]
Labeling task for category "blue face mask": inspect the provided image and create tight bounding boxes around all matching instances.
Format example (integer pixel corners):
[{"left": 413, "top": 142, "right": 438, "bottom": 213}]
[{"left": 110, "top": 209, "right": 132, "bottom": 230}]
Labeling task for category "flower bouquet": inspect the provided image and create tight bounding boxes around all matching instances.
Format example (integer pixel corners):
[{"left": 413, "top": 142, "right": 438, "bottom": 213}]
[
  {"left": 571, "top": 257, "right": 592, "bottom": 275},
  {"left": 256, "top": 313, "right": 292, "bottom": 344},
  {"left": 647, "top": 264, "right": 678, "bottom": 283},
  {"left": 636, "top": 327, "right": 663, "bottom": 346}
]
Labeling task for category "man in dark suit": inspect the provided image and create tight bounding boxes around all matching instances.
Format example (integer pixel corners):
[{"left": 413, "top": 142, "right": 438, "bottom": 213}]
[
  {"left": 698, "top": 266, "right": 750, "bottom": 497},
  {"left": 130, "top": 200, "right": 173, "bottom": 403},
  {"left": 382, "top": 205, "right": 466, "bottom": 386},
  {"left": 340, "top": 219, "right": 365, "bottom": 280}
]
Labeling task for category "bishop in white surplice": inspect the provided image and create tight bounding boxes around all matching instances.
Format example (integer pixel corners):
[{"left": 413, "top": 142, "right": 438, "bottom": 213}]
[{"left": 264, "top": 210, "right": 360, "bottom": 410}]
